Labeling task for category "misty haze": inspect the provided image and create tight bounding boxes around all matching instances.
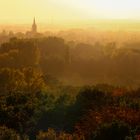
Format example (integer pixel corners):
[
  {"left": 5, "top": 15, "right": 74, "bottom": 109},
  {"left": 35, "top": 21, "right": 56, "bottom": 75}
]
[{"left": 0, "top": 1, "right": 140, "bottom": 140}]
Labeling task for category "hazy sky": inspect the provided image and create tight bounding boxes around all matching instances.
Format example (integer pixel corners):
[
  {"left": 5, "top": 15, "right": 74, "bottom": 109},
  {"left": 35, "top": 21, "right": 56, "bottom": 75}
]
[{"left": 0, "top": 0, "right": 140, "bottom": 24}]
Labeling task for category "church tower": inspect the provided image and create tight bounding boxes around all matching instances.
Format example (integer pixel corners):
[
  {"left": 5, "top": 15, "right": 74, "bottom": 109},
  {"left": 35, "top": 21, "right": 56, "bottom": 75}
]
[{"left": 32, "top": 17, "right": 37, "bottom": 34}]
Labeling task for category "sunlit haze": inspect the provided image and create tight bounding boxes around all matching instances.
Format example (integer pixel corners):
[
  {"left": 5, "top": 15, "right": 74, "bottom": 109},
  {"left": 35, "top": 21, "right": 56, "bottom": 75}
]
[
  {"left": 0, "top": 0, "right": 140, "bottom": 25},
  {"left": 1, "top": 0, "right": 140, "bottom": 138}
]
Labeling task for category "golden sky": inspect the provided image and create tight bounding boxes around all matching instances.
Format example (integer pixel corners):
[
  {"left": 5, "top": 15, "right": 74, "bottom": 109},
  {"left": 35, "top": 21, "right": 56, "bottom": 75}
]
[{"left": 0, "top": 0, "right": 140, "bottom": 24}]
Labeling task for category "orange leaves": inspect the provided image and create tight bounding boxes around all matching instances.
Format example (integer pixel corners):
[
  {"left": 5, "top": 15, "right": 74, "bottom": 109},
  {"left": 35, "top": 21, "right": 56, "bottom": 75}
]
[
  {"left": 75, "top": 106, "right": 140, "bottom": 137},
  {"left": 112, "top": 88, "right": 126, "bottom": 96}
]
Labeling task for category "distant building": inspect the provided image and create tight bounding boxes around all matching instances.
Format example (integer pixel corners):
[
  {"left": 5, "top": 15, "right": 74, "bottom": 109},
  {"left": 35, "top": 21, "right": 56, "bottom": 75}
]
[
  {"left": 32, "top": 17, "right": 37, "bottom": 34},
  {"left": 26, "top": 17, "right": 42, "bottom": 37}
]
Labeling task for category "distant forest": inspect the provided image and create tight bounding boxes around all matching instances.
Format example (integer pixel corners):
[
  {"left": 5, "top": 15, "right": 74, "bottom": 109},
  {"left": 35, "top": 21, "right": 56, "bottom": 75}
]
[
  {"left": 0, "top": 35, "right": 140, "bottom": 140},
  {"left": 0, "top": 36, "right": 140, "bottom": 87}
]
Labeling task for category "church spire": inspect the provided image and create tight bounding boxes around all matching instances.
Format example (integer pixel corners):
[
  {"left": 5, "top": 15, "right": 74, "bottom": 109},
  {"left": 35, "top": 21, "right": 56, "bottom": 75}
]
[{"left": 32, "top": 17, "right": 37, "bottom": 34}]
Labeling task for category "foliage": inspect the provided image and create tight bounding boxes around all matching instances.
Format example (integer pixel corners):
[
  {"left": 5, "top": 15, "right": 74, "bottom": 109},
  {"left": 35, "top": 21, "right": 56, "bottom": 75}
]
[
  {"left": 0, "top": 38, "right": 140, "bottom": 140},
  {"left": 0, "top": 126, "right": 18, "bottom": 140},
  {"left": 93, "top": 121, "right": 131, "bottom": 140},
  {"left": 36, "top": 128, "right": 84, "bottom": 140}
]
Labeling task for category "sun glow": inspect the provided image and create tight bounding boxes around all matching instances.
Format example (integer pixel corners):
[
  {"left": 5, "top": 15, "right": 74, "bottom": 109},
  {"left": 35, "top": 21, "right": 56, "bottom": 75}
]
[
  {"left": 54, "top": 0, "right": 140, "bottom": 19},
  {"left": 0, "top": 0, "right": 139, "bottom": 24}
]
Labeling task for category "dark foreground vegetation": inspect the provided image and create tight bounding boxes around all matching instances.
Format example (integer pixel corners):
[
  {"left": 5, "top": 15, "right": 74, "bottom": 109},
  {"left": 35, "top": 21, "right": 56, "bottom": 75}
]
[
  {"left": 1, "top": 80, "right": 140, "bottom": 140},
  {"left": 0, "top": 37, "right": 140, "bottom": 140}
]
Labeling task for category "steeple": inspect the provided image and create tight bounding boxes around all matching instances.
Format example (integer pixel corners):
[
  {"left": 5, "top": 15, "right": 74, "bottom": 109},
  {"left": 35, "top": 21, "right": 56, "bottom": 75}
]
[{"left": 32, "top": 17, "right": 37, "bottom": 34}]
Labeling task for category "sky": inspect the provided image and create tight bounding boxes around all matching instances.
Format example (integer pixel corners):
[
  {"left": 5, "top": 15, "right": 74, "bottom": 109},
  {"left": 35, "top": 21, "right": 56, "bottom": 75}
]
[{"left": 0, "top": 0, "right": 140, "bottom": 24}]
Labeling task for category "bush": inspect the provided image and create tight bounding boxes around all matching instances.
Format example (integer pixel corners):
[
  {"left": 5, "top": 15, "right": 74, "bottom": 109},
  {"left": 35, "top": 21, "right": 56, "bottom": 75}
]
[
  {"left": 0, "top": 126, "right": 18, "bottom": 140},
  {"left": 93, "top": 121, "right": 131, "bottom": 140},
  {"left": 36, "top": 128, "right": 84, "bottom": 140}
]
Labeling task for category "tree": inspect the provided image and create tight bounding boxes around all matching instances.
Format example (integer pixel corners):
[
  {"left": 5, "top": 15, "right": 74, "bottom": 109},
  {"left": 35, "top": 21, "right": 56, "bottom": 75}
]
[
  {"left": 0, "top": 126, "right": 18, "bottom": 140},
  {"left": 93, "top": 121, "right": 130, "bottom": 140}
]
